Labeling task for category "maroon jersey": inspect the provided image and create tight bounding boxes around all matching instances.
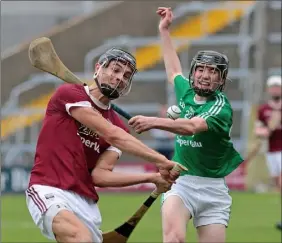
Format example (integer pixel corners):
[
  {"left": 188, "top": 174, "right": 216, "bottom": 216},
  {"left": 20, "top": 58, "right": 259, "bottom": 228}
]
[
  {"left": 29, "top": 84, "right": 129, "bottom": 201},
  {"left": 258, "top": 103, "right": 282, "bottom": 152}
]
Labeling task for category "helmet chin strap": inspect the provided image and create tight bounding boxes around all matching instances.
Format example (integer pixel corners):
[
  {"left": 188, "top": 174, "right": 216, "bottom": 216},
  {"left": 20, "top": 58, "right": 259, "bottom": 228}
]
[
  {"left": 92, "top": 63, "right": 120, "bottom": 100},
  {"left": 100, "top": 83, "right": 120, "bottom": 100},
  {"left": 92, "top": 76, "right": 120, "bottom": 100}
]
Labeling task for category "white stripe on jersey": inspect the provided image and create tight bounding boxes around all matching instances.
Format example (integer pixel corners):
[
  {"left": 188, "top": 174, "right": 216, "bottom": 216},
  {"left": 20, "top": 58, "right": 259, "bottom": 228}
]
[
  {"left": 65, "top": 101, "right": 92, "bottom": 116},
  {"left": 198, "top": 94, "right": 225, "bottom": 120}
]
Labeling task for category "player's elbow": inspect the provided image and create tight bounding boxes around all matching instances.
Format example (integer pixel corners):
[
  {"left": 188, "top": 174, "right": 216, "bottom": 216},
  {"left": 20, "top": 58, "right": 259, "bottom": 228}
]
[
  {"left": 172, "top": 123, "right": 195, "bottom": 136},
  {"left": 103, "top": 126, "right": 126, "bottom": 148},
  {"left": 176, "top": 118, "right": 207, "bottom": 136},
  {"left": 187, "top": 117, "right": 208, "bottom": 135},
  {"left": 91, "top": 170, "right": 103, "bottom": 187},
  {"left": 101, "top": 127, "right": 116, "bottom": 142},
  {"left": 91, "top": 168, "right": 108, "bottom": 188},
  {"left": 182, "top": 126, "right": 196, "bottom": 136}
]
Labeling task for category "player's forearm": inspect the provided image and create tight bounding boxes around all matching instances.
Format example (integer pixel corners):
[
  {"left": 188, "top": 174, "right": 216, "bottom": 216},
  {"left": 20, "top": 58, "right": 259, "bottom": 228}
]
[
  {"left": 73, "top": 107, "right": 168, "bottom": 164},
  {"left": 107, "top": 128, "right": 168, "bottom": 164},
  {"left": 92, "top": 169, "right": 157, "bottom": 188},
  {"left": 152, "top": 117, "right": 195, "bottom": 136},
  {"left": 159, "top": 28, "right": 182, "bottom": 82}
]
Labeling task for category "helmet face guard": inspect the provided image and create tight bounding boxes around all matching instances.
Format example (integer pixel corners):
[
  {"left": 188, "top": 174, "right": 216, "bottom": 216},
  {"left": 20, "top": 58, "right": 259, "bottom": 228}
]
[
  {"left": 93, "top": 48, "right": 138, "bottom": 100},
  {"left": 188, "top": 51, "right": 229, "bottom": 97}
]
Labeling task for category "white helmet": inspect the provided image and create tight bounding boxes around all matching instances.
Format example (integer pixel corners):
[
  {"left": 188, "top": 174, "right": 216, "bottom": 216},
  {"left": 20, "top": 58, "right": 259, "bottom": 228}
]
[{"left": 267, "top": 75, "right": 281, "bottom": 87}]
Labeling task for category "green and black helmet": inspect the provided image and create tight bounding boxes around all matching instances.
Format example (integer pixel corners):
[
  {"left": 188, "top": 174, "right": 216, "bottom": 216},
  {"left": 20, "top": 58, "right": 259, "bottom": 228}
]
[{"left": 188, "top": 50, "right": 229, "bottom": 97}]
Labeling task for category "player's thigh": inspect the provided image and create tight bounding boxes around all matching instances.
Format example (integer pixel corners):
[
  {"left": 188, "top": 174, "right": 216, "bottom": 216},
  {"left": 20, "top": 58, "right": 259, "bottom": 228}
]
[
  {"left": 193, "top": 179, "right": 232, "bottom": 230},
  {"left": 26, "top": 185, "right": 99, "bottom": 242},
  {"left": 161, "top": 195, "right": 191, "bottom": 242},
  {"left": 197, "top": 224, "right": 226, "bottom": 243},
  {"left": 51, "top": 208, "right": 93, "bottom": 243}
]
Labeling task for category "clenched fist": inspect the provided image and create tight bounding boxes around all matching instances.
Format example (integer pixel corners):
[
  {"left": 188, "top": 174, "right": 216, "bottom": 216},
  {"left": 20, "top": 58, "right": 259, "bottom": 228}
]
[
  {"left": 157, "top": 7, "right": 174, "bottom": 31},
  {"left": 128, "top": 115, "right": 156, "bottom": 134},
  {"left": 151, "top": 173, "right": 173, "bottom": 193}
]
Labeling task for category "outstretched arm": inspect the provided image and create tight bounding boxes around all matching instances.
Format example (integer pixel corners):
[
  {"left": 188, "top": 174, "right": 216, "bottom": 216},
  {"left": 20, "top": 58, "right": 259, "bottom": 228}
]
[
  {"left": 92, "top": 150, "right": 173, "bottom": 189},
  {"left": 152, "top": 117, "right": 208, "bottom": 135},
  {"left": 157, "top": 7, "right": 182, "bottom": 84},
  {"left": 129, "top": 116, "right": 208, "bottom": 135},
  {"left": 129, "top": 98, "right": 232, "bottom": 136},
  {"left": 71, "top": 106, "right": 179, "bottom": 183},
  {"left": 71, "top": 107, "right": 168, "bottom": 165}
]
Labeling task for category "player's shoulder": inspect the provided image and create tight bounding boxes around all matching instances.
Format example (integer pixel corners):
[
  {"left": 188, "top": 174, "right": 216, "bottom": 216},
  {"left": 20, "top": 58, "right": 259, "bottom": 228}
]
[
  {"left": 174, "top": 73, "right": 190, "bottom": 82},
  {"left": 55, "top": 83, "right": 84, "bottom": 93},
  {"left": 54, "top": 84, "right": 88, "bottom": 98},
  {"left": 208, "top": 92, "right": 232, "bottom": 110},
  {"left": 174, "top": 74, "right": 192, "bottom": 88},
  {"left": 198, "top": 92, "right": 233, "bottom": 120}
]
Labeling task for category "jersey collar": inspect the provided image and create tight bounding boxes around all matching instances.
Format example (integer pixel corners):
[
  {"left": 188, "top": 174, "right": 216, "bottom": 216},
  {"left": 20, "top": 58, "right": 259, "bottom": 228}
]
[
  {"left": 193, "top": 95, "right": 206, "bottom": 105},
  {"left": 84, "top": 85, "right": 111, "bottom": 110}
]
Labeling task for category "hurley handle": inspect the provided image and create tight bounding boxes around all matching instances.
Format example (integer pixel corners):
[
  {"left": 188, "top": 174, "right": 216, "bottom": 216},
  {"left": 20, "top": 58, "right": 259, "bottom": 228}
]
[{"left": 112, "top": 104, "right": 132, "bottom": 120}]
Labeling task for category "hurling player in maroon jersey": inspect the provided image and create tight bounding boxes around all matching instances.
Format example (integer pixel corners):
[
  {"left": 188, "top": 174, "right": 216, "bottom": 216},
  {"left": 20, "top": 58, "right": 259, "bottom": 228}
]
[
  {"left": 26, "top": 48, "right": 180, "bottom": 242},
  {"left": 255, "top": 75, "right": 281, "bottom": 230}
]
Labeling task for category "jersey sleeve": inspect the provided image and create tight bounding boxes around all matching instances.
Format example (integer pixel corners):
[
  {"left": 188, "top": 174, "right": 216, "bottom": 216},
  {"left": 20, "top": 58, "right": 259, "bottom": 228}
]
[
  {"left": 174, "top": 74, "right": 191, "bottom": 102},
  {"left": 197, "top": 94, "right": 232, "bottom": 136},
  {"left": 51, "top": 84, "right": 92, "bottom": 116},
  {"left": 106, "top": 146, "right": 122, "bottom": 158}
]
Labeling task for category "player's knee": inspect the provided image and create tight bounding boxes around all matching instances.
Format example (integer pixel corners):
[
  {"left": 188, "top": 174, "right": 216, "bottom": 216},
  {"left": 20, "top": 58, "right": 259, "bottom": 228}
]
[
  {"left": 163, "top": 228, "right": 186, "bottom": 243},
  {"left": 54, "top": 224, "right": 93, "bottom": 243},
  {"left": 68, "top": 229, "right": 93, "bottom": 243},
  {"left": 52, "top": 209, "right": 93, "bottom": 243}
]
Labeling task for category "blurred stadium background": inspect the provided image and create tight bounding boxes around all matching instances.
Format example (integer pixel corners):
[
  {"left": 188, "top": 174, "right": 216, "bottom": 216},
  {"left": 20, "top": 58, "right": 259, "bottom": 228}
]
[{"left": 1, "top": 1, "right": 281, "bottom": 242}]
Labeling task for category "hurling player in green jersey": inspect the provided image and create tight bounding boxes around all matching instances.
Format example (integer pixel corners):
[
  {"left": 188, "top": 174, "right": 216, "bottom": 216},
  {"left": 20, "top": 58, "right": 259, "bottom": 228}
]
[{"left": 128, "top": 7, "right": 244, "bottom": 243}]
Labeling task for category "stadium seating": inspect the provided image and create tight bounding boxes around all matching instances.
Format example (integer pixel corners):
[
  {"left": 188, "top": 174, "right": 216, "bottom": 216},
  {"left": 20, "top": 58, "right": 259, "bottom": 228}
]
[{"left": 1, "top": 1, "right": 255, "bottom": 138}]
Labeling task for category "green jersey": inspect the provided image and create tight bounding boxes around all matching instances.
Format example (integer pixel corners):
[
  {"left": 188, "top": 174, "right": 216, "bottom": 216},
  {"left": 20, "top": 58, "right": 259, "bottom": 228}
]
[{"left": 172, "top": 74, "right": 243, "bottom": 178}]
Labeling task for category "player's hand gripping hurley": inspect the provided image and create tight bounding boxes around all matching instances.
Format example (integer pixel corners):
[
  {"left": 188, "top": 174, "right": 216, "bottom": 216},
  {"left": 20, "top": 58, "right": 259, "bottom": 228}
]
[{"left": 102, "top": 163, "right": 187, "bottom": 243}]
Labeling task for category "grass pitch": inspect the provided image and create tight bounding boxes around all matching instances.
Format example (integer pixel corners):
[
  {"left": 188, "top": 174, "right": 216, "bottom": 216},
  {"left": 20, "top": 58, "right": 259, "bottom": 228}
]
[{"left": 1, "top": 191, "right": 281, "bottom": 242}]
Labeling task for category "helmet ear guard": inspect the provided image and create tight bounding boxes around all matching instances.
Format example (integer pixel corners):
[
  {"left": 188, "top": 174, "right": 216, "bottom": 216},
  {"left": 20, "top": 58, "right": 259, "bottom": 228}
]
[
  {"left": 94, "top": 48, "right": 138, "bottom": 100},
  {"left": 188, "top": 50, "right": 229, "bottom": 97}
]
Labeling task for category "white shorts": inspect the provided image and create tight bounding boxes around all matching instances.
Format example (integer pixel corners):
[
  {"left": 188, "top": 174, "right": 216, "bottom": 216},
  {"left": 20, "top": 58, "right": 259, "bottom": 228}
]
[
  {"left": 26, "top": 185, "right": 102, "bottom": 242},
  {"left": 266, "top": 151, "right": 282, "bottom": 177},
  {"left": 161, "top": 175, "right": 232, "bottom": 228}
]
